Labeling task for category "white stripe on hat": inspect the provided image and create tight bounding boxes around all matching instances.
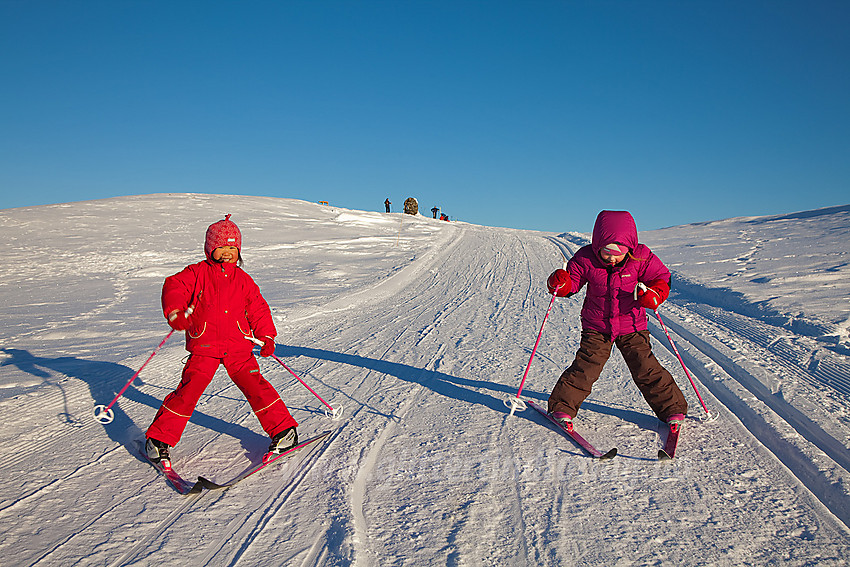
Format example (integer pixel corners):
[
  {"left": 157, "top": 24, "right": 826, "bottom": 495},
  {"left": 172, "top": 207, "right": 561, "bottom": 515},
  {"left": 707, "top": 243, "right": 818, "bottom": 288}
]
[{"left": 603, "top": 243, "right": 628, "bottom": 254}]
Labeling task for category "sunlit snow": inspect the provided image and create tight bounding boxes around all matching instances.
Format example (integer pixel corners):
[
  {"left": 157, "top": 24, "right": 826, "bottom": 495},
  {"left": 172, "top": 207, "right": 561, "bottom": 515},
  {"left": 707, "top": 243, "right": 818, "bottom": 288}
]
[{"left": 1, "top": 195, "right": 848, "bottom": 565}]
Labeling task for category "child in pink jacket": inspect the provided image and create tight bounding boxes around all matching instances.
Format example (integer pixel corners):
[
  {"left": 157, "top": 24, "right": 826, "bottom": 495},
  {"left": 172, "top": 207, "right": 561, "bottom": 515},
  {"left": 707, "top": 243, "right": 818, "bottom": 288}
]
[
  {"left": 145, "top": 215, "right": 298, "bottom": 467},
  {"left": 545, "top": 210, "right": 687, "bottom": 429}
]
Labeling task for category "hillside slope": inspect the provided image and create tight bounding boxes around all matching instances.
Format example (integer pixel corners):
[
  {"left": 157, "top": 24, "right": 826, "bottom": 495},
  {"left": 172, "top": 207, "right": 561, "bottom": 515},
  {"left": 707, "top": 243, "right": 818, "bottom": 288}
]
[{"left": 0, "top": 195, "right": 847, "bottom": 566}]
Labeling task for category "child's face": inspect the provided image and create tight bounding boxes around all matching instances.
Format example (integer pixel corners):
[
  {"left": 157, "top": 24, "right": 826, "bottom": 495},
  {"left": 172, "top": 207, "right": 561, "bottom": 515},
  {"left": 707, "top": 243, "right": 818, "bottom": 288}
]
[
  {"left": 212, "top": 246, "right": 239, "bottom": 263},
  {"left": 599, "top": 249, "right": 627, "bottom": 265}
]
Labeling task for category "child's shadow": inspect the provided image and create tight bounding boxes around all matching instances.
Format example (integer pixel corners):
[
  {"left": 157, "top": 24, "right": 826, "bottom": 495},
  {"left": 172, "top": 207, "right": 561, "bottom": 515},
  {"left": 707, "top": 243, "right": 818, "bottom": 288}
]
[
  {"left": 0, "top": 348, "right": 267, "bottom": 457},
  {"left": 579, "top": 400, "right": 660, "bottom": 433},
  {"left": 274, "top": 345, "right": 657, "bottom": 431}
]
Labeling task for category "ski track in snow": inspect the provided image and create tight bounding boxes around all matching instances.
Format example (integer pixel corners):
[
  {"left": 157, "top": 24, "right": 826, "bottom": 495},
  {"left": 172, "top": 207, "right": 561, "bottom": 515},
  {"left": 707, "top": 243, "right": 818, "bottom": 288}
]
[{"left": 0, "top": 195, "right": 848, "bottom": 566}]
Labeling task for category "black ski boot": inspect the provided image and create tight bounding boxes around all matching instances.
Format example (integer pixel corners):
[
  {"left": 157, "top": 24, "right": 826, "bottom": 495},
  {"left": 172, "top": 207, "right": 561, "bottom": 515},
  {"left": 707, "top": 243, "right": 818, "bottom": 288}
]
[
  {"left": 268, "top": 427, "right": 298, "bottom": 455},
  {"left": 145, "top": 438, "right": 171, "bottom": 466}
]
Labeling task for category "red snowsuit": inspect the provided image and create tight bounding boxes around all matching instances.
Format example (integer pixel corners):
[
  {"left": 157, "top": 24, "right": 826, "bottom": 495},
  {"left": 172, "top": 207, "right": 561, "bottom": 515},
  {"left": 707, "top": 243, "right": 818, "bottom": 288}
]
[{"left": 146, "top": 259, "right": 297, "bottom": 446}]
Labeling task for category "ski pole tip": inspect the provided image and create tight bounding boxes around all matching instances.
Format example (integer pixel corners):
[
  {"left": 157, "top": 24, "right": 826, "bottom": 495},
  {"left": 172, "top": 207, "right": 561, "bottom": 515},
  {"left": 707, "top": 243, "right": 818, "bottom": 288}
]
[
  {"left": 325, "top": 405, "right": 344, "bottom": 420},
  {"left": 504, "top": 396, "right": 527, "bottom": 416},
  {"left": 93, "top": 405, "right": 114, "bottom": 424},
  {"left": 700, "top": 409, "right": 720, "bottom": 423}
]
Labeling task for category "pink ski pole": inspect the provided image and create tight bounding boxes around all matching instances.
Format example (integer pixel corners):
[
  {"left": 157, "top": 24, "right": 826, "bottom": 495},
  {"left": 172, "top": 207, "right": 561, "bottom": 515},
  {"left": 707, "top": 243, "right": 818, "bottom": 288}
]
[
  {"left": 93, "top": 329, "right": 175, "bottom": 424},
  {"left": 649, "top": 303, "right": 714, "bottom": 420},
  {"left": 271, "top": 354, "right": 343, "bottom": 420},
  {"left": 505, "top": 285, "right": 561, "bottom": 416},
  {"left": 247, "top": 337, "right": 343, "bottom": 420},
  {"left": 94, "top": 305, "right": 194, "bottom": 424}
]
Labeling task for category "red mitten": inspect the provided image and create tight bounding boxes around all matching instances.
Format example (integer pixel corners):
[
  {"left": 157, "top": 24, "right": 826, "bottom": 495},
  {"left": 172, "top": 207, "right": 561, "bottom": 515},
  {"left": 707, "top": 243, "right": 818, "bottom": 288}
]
[
  {"left": 546, "top": 269, "right": 572, "bottom": 297},
  {"left": 260, "top": 337, "right": 276, "bottom": 357},
  {"left": 166, "top": 310, "right": 191, "bottom": 331},
  {"left": 637, "top": 279, "right": 670, "bottom": 309}
]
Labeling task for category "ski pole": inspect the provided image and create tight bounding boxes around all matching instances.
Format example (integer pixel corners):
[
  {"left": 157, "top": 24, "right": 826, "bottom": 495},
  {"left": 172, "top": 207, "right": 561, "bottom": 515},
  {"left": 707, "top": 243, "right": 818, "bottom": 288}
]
[
  {"left": 505, "top": 285, "right": 561, "bottom": 417},
  {"left": 94, "top": 305, "right": 194, "bottom": 425},
  {"left": 94, "top": 329, "right": 175, "bottom": 424},
  {"left": 642, "top": 294, "right": 714, "bottom": 420},
  {"left": 246, "top": 337, "right": 343, "bottom": 420}
]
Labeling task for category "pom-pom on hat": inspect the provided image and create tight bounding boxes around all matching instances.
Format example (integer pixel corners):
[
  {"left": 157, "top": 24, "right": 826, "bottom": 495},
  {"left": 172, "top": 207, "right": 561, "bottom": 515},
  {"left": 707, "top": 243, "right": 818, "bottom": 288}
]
[
  {"left": 602, "top": 242, "right": 629, "bottom": 255},
  {"left": 205, "top": 214, "right": 242, "bottom": 260}
]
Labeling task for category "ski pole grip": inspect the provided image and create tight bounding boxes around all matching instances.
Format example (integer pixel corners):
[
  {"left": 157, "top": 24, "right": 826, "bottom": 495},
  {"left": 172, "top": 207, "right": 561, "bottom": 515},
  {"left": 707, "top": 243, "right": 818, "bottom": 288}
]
[
  {"left": 168, "top": 304, "right": 195, "bottom": 324},
  {"left": 245, "top": 336, "right": 264, "bottom": 346}
]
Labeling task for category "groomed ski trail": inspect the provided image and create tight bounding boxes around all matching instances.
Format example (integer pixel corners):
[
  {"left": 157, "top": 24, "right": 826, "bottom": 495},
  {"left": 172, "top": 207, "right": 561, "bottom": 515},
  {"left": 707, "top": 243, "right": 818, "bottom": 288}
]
[
  {"left": 271, "top": 225, "right": 850, "bottom": 565},
  {"left": 1, "top": 197, "right": 848, "bottom": 566}
]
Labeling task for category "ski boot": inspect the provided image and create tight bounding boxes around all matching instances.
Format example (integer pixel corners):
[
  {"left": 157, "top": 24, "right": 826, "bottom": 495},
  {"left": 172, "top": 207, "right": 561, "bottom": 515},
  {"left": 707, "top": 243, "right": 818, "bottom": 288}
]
[
  {"left": 550, "top": 411, "right": 574, "bottom": 432},
  {"left": 145, "top": 438, "right": 171, "bottom": 468},
  {"left": 667, "top": 413, "right": 685, "bottom": 433},
  {"left": 268, "top": 427, "right": 298, "bottom": 455}
]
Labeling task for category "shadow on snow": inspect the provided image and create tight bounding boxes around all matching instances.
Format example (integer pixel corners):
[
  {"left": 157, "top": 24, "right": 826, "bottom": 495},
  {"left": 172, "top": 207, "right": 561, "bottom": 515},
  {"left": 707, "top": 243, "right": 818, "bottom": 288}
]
[
  {"left": 0, "top": 348, "right": 268, "bottom": 457},
  {"left": 274, "top": 344, "right": 657, "bottom": 432}
]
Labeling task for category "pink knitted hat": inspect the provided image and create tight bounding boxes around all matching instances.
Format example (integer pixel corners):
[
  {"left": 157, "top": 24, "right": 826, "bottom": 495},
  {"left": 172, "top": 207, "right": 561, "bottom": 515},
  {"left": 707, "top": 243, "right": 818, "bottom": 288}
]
[{"left": 205, "top": 214, "right": 242, "bottom": 259}]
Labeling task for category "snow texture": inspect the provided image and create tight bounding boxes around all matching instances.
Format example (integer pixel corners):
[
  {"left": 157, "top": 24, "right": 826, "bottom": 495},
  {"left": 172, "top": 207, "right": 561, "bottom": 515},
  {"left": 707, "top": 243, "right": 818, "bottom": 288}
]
[{"left": 0, "top": 194, "right": 848, "bottom": 566}]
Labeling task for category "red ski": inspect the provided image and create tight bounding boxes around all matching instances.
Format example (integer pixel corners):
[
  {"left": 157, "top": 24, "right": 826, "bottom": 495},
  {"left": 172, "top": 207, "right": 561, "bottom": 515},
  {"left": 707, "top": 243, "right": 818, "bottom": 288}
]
[
  {"left": 658, "top": 420, "right": 681, "bottom": 461},
  {"left": 527, "top": 400, "right": 617, "bottom": 460},
  {"left": 139, "top": 442, "right": 203, "bottom": 495}
]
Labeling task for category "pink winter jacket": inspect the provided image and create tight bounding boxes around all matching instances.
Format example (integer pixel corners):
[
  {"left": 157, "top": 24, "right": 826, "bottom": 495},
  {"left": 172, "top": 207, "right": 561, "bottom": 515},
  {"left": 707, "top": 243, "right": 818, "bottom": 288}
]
[
  {"left": 162, "top": 260, "right": 276, "bottom": 358},
  {"left": 565, "top": 211, "right": 670, "bottom": 340}
]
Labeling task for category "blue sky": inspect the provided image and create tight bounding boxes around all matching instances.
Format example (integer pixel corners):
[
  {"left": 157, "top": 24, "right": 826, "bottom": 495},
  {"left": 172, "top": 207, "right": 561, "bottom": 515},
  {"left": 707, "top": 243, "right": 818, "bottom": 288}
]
[{"left": 2, "top": 1, "right": 848, "bottom": 233}]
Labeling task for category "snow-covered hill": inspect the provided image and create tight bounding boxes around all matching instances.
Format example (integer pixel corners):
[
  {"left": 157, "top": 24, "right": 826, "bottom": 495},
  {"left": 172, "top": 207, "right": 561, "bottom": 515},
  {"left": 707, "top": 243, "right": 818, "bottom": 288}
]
[{"left": 1, "top": 195, "right": 848, "bottom": 566}]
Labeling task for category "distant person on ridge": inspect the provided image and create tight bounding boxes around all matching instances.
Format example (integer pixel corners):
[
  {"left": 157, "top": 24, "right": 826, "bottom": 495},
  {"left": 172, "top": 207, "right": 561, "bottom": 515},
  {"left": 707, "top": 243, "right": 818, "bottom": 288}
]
[
  {"left": 145, "top": 215, "right": 299, "bottom": 468},
  {"left": 545, "top": 210, "right": 687, "bottom": 432},
  {"left": 431, "top": 206, "right": 439, "bottom": 219},
  {"left": 385, "top": 198, "right": 391, "bottom": 213}
]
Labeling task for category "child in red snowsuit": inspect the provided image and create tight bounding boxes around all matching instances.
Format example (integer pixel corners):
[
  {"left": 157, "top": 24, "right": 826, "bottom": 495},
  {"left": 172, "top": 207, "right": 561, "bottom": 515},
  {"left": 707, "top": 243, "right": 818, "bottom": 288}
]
[
  {"left": 145, "top": 215, "right": 298, "bottom": 466},
  {"left": 545, "top": 210, "right": 687, "bottom": 429}
]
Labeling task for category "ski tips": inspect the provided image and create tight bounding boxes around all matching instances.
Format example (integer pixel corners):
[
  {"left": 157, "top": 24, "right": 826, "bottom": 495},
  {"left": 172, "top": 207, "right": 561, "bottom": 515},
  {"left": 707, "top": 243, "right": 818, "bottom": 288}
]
[{"left": 599, "top": 448, "right": 618, "bottom": 460}]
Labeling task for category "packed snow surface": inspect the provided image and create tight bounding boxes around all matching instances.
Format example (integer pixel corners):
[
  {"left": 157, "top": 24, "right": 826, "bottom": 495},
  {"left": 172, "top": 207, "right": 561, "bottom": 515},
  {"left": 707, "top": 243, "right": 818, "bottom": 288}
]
[{"left": 1, "top": 194, "right": 848, "bottom": 566}]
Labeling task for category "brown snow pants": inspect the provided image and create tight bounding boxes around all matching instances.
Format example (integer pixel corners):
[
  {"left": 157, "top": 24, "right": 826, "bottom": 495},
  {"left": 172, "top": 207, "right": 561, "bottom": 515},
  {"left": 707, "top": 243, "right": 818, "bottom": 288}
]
[{"left": 548, "top": 330, "right": 687, "bottom": 422}]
